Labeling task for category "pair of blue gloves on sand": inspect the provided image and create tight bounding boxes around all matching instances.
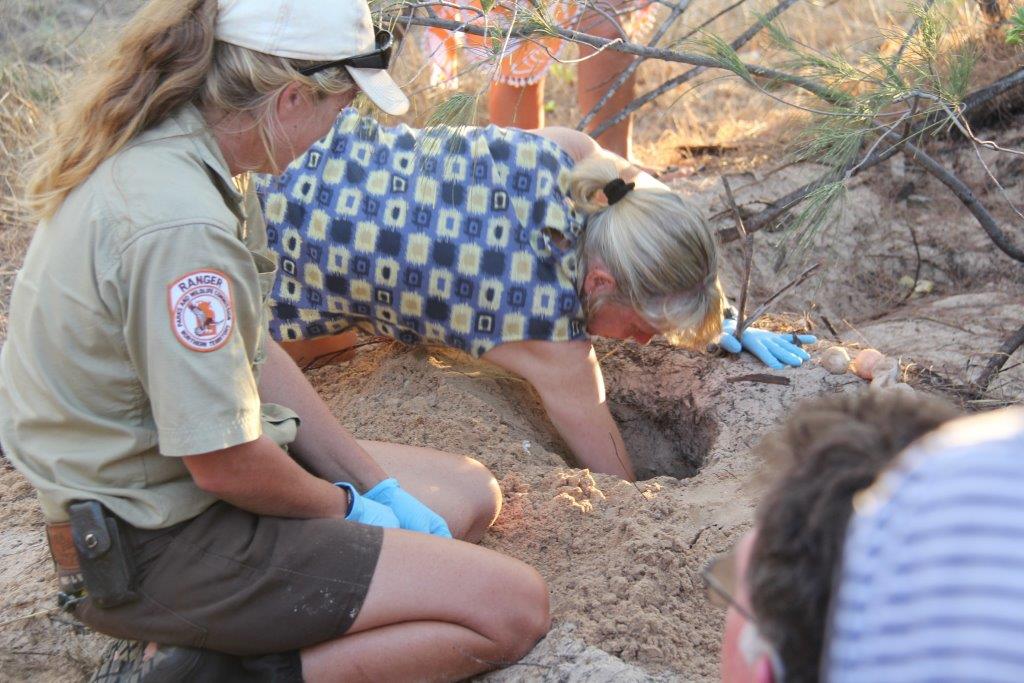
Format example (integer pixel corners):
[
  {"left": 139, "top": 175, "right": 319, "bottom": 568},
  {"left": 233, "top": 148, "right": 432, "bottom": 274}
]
[
  {"left": 719, "top": 318, "right": 817, "bottom": 370},
  {"left": 336, "top": 478, "right": 452, "bottom": 538}
]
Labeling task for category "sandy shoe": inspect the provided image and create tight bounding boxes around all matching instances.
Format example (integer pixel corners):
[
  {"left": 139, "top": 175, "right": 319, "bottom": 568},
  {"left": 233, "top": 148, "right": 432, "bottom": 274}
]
[{"left": 89, "top": 639, "right": 245, "bottom": 683}]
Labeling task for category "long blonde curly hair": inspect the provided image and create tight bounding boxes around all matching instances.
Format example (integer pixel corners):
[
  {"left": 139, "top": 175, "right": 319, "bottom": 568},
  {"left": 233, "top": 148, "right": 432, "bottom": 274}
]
[{"left": 27, "top": 0, "right": 355, "bottom": 219}]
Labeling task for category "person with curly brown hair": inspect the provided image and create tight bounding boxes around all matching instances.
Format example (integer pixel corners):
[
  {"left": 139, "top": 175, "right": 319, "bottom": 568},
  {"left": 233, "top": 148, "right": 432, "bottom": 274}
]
[
  {"left": 706, "top": 391, "right": 1024, "bottom": 682},
  {"left": 700, "top": 390, "right": 970, "bottom": 681}
]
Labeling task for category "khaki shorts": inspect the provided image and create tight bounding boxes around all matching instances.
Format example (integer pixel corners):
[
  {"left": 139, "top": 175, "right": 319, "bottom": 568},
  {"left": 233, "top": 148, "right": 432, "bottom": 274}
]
[{"left": 74, "top": 501, "right": 382, "bottom": 658}]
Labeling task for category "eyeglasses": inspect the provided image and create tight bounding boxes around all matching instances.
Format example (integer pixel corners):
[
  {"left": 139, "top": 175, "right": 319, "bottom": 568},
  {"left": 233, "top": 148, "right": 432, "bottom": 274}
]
[
  {"left": 699, "top": 544, "right": 757, "bottom": 622},
  {"left": 298, "top": 29, "right": 394, "bottom": 76},
  {"left": 701, "top": 544, "right": 787, "bottom": 679}
]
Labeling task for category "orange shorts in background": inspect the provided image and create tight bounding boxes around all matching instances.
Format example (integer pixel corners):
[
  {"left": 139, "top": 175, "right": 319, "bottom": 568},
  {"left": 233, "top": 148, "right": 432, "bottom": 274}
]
[{"left": 418, "top": 0, "right": 659, "bottom": 87}]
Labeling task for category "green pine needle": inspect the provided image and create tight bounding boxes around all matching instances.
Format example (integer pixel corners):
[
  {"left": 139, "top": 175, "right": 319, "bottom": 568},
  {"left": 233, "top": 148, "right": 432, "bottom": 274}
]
[
  {"left": 696, "top": 32, "right": 753, "bottom": 84},
  {"left": 423, "top": 92, "right": 481, "bottom": 129},
  {"left": 1009, "top": 6, "right": 1024, "bottom": 46}
]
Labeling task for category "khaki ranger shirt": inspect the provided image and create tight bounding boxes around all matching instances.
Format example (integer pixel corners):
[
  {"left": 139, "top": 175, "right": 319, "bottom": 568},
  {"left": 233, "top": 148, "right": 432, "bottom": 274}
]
[{"left": 0, "top": 105, "right": 298, "bottom": 529}]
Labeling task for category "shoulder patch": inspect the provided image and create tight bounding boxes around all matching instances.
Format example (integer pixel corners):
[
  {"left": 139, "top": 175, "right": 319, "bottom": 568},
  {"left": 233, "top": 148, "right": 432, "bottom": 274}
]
[{"left": 168, "top": 269, "right": 234, "bottom": 352}]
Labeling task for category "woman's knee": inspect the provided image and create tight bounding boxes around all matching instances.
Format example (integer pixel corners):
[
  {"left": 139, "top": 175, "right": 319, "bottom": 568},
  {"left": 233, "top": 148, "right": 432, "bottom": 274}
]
[
  {"left": 459, "top": 457, "right": 502, "bottom": 543},
  {"left": 487, "top": 563, "right": 551, "bottom": 662}
]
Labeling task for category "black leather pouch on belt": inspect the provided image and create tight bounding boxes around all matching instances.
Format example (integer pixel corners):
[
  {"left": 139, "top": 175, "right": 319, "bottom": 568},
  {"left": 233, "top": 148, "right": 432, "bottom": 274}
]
[{"left": 68, "top": 500, "right": 139, "bottom": 609}]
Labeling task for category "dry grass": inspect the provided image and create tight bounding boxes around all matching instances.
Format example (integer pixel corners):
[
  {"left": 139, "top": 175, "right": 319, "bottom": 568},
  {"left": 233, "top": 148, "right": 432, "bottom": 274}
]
[
  {"left": 0, "top": 70, "right": 38, "bottom": 344},
  {"left": 0, "top": 0, "right": 142, "bottom": 343},
  {"left": 0, "top": 0, "right": 1015, "bottom": 343}
]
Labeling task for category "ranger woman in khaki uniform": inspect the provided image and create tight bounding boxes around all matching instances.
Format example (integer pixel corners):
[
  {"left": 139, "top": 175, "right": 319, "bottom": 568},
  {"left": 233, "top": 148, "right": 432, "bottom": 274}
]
[{"left": 0, "top": 0, "right": 548, "bottom": 680}]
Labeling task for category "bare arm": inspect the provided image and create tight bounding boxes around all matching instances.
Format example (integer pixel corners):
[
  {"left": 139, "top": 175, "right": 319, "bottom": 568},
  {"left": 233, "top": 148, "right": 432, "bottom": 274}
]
[
  {"left": 257, "top": 340, "right": 389, "bottom": 489},
  {"left": 482, "top": 340, "right": 636, "bottom": 481},
  {"left": 533, "top": 127, "right": 604, "bottom": 163},
  {"left": 184, "top": 435, "right": 349, "bottom": 519}
]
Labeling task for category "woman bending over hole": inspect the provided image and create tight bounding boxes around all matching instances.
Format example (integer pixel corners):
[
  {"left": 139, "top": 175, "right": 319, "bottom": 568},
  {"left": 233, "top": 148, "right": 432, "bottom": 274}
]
[{"left": 256, "top": 116, "right": 815, "bottom": 480}]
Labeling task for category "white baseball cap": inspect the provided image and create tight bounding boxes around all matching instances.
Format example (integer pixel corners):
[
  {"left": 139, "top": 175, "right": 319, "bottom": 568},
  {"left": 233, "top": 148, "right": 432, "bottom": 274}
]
[{"left": 215, "top": 0, "right": 409, "bottom": 115}]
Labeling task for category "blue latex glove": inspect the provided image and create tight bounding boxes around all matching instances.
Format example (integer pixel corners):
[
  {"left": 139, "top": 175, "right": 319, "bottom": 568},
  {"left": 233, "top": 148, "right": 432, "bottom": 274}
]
[
  {"left": 720, "top": 318, "right": 817, "bottom": 370},
  {"left": 335, "top": 482, "right": 400, "bottom": 529},
  {"left": 365, "top": 478, "right": 453, "bottom": 539}
]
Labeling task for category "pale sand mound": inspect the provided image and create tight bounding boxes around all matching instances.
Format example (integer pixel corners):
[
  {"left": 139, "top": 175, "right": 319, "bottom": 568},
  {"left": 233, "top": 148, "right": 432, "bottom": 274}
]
[
  {"left": 303, "top": 340, "right": 867, "bottom": 681},
  {"left": 0, "top": 337, "right": 863, "bottom": 681}
]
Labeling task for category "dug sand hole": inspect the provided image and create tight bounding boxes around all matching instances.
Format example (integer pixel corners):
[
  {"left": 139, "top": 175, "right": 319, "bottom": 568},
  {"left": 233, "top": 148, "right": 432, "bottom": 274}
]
[{"left": 607, "top": 388, "right": 717, "bottom": 480}]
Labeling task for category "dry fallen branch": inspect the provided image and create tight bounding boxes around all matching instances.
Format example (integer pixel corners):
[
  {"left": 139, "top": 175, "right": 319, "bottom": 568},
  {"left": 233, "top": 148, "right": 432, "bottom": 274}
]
[
  {"left": 972, "top": 322, "right": 1024, "bottom": 397},
  {"left": 930, "top": 65, "right": 1024, "bottom": 132},
  {"left": 720, "top": 124, "right": 1024, "bottom": 265},
  {"left": 900, "top": 223, "right": 923, "bottom": 304},
  {"left": 963, "top": 66, "right": 1024, "bottom": 113},
  {"left": 819, "top": 315, "right": 840, "bottom": 340},
  {"left": 717, "top": 149, "right": 895, "bottom": 244},
  {"left": 900, "top": 137, "right": 1024, "bottom": 263},
  {"left": 727, "top": 373, "right": 791, "bottom": 385}
]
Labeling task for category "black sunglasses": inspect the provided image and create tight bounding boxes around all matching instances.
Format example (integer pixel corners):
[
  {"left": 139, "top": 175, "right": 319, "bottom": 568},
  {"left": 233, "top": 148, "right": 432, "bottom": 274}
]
[{"left": 298, "top": 29, "right": 394, "bottom": 76}]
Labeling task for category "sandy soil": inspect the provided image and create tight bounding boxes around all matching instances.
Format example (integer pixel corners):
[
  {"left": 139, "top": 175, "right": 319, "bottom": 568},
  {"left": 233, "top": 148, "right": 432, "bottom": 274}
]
[
  {"left": 0, "top": 334, "right": 853, "bottom": 682},
  {"left": 2, "top": 144, "right": 1021, "bottom": 680},
  {"left": 1, "top": 3, "right": 1023, "bottom": 680}
]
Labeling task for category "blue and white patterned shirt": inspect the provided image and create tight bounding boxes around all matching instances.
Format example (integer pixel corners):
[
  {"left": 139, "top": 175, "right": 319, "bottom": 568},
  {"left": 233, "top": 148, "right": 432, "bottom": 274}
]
[
  {"left": 254, "top": 110, "right": 588, "bottom": 357},
  {"left": 826, "top": 408, "right": 1024, "bottom": 683}
]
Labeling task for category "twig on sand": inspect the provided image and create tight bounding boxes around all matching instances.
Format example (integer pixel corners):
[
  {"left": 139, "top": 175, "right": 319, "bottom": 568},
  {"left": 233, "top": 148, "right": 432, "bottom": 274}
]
[
  {"left": 819, "top": 315, "right": 840, "bottom": 340},
  {"left": 0, "top": 607, "right": 58, "bottom": 629},
  {"left": 598, "top": 341, "right": 624, "bottom": 364},
  {"left": 718, "top": 72, "right": 1024, "bottom": 255},
  {"left": 718, "top": 159, "right": 870, "bottom": 244},
  {"left": 727, "top": 373, "right": 791, "bottom": 386},
  {"left": 723, "top": 129, "right": 1024, "bottom": 263},
  {"left": 900, "top": 223, "right": 922, "bottom": 304},
  {"left": 972, "top": 323, "right": 1024, "bottom": 398},
  {"left": 741, "top": 263, "right": 822, "bottom": 330},
  {"left": 722, "top": 176, "right": 755, "bottom": 338}
]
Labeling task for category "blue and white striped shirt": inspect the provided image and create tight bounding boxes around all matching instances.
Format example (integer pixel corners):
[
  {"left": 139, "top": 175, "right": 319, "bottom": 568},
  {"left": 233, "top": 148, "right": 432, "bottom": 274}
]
[{"left": 826, "top": 408, "right": 1024, "bottom": 683}]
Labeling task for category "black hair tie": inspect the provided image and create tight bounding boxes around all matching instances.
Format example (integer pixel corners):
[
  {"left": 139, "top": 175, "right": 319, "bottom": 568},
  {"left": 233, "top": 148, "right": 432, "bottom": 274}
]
[{"left": 603, "top": 178, "right": 635, "bottom": 205}]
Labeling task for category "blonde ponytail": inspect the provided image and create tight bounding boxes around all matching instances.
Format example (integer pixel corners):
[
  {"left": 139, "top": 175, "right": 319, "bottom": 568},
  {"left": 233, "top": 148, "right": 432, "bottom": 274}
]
[
  {"left": 570, "top": 156, "right": 726, "bottom": 349},
  {"left": 27, "top": 0, "right": 355, "bottom": 219}
]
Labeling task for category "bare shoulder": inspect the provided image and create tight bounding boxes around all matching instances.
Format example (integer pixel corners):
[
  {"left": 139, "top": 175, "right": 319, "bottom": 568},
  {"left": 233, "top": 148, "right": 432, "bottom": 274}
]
[{"left": 531, "top": 127, "right": 602, "bottom": 163}]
